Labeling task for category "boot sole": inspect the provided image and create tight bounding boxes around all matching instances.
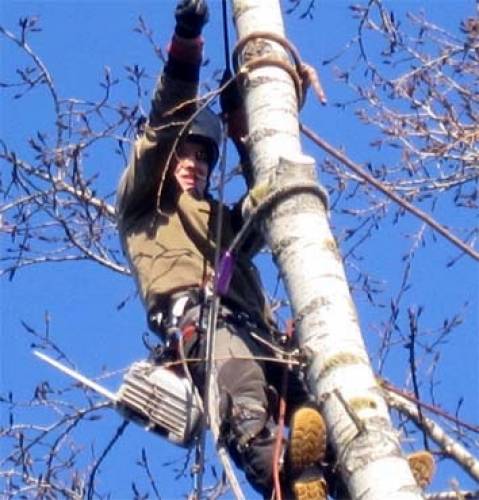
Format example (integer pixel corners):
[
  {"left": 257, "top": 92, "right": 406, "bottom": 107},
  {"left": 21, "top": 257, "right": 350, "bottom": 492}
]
[
  {"left": 293, "top": 475, "right": 327, "bottom": 500},
  {"left": 408, "top": 451, "right": 435, "bottom": 488},
  {"left": 289, "top": 407, "right": 327, "bottom": 473}
]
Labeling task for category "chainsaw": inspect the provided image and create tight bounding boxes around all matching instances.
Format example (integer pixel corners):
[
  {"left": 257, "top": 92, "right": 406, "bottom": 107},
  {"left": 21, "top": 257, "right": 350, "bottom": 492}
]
[{"left": 33, "top": 350, "right": 203, "bottom": 447}]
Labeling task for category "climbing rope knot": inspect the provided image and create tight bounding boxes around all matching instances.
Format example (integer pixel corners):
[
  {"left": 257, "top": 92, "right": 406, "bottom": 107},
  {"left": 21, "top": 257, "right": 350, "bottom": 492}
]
[{"left": 232, "top": 31, "right": 326, "bottom": 108}]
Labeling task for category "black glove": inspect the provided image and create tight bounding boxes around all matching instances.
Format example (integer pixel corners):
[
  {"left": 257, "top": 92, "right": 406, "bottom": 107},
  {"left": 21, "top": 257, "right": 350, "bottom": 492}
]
[
  {"left": 175, "top": 0, "right": 209, "bottom": 38},
  {"left": 219, "top": 68, "right": 243, "bottom": 115}
]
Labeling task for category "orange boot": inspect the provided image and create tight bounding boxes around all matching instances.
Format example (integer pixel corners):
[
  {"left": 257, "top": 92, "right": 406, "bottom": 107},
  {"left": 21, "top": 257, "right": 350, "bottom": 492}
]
[
  {"left": 286, "top": 407, "right": 328, "bottom": 500},
  {"left": 408, "top": 451, "right": 435, "bottom": 488}
]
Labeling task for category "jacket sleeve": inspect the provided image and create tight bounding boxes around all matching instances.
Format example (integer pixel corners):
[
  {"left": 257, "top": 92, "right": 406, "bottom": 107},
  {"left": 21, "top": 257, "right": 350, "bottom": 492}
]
[{"left": 116, "top": 34, "right": 204, "bottom": 222}]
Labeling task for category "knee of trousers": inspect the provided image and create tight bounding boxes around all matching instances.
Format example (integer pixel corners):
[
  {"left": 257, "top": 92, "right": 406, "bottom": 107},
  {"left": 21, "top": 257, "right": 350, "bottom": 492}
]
[
  {"left": 217, "top": 358, "right": 270, "bottom": 444},
  {"left": 228, "top": 395, "right": 269, "bottom": 447}
]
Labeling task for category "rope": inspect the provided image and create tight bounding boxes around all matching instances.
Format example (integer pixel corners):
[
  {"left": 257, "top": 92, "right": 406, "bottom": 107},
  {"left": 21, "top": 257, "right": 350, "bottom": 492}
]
[
  {"left": 193, "top": 115, "right": 227, "bottom": 498},
  {"left": 300, "top": 123, "right": 479, "bottom": 262},
  {"left": 232, "top": 31, "right": 326, "bottom": 108},
  {"left": 213, "top": 180, "right": 328, "bottom": 297},
  {"left": 192, "top": 106, "right": 245, "bottom": 498},
  {"left": 222, "top": 0, "right": 231, "bottom": 73},
  {"left": 233, "top": 31, "right": 303, "bottom": 107},
  {"left": 272, "top": 366, "right": 287, "bottom": 500},
  {"left": 227, "top": 181, "right": 328, "bottom": 258},
  {"left": 159, "top": 354, "right": 302, "bottom": 370},
  {"left": 177, "top": 335, "right": 205, "bottom": 498},
  {"left": 271, "top": 320, "right": 295, "bottom": 500}
]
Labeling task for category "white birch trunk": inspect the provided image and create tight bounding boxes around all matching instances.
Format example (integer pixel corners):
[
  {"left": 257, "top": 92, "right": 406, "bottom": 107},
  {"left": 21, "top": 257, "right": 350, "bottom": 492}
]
[{"left": 231, "top": 1, "right": 425, "bottom": 498}]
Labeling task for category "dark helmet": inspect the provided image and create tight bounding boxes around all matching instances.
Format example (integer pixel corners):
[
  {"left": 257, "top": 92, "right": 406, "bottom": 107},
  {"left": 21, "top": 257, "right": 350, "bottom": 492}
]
[{"left": 186, "top": 106, "right": 223, "bottom": 168}]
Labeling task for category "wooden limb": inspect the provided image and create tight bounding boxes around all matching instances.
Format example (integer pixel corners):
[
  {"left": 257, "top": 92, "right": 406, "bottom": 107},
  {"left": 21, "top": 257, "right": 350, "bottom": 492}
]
[{"left": 384, "top": 388, "right": 479, "bottom": 483}]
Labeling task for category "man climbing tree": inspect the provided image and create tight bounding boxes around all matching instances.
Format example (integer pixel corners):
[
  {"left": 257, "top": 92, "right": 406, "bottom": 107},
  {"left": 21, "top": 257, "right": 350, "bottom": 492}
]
[
  {"left": 116, "top": 0, "right": 437, "bottom": 498},
  {"left": 116, "top": 0, "right": 329, "bottom": 498}
]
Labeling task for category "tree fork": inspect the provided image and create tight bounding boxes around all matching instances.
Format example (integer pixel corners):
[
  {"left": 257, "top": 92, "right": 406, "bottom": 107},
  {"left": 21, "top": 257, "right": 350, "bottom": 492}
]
[{"left": 231, "top": 1, "right": 425, "bottom": 498}]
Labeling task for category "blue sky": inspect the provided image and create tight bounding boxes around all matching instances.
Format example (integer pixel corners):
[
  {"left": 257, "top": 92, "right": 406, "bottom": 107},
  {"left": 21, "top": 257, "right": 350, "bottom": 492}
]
[{"left": 1, "top": 1, "right": 478, "bottom": 498}]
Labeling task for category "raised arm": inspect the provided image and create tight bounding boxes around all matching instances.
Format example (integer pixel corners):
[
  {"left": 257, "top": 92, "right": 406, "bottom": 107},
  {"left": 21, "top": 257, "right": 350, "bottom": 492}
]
[{"left": 117, "top": 0, "right": 209, "bottom": 222}]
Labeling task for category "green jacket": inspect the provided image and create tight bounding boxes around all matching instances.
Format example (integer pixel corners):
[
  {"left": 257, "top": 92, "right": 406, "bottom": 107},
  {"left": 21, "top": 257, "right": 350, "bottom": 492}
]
[{"left": 116, "top": 48, "right": 272, "bottom": 327}]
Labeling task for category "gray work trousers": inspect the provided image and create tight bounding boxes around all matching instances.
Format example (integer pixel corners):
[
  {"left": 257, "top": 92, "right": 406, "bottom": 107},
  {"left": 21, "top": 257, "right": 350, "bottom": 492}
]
[{"left": 180, "top": 305, "right": 310, "bottom": 497}]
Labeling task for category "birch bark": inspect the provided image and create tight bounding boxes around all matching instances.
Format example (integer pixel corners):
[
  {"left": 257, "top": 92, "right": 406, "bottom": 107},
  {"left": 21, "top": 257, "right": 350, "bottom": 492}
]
[{"left": 231, "top": 1, "right": 425, "bottom": 498}]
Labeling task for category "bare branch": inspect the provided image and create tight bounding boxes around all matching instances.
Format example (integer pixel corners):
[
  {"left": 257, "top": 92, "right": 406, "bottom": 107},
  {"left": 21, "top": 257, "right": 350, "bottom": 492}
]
[{"left": 385, "top": 388, "right": 479, "bottom": 482}]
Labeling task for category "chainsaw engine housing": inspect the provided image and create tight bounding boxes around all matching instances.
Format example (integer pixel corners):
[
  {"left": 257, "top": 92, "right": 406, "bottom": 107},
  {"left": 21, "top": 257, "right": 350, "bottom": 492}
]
[{"left": 117, "top": 360, "right": 203, "bottom": 447}]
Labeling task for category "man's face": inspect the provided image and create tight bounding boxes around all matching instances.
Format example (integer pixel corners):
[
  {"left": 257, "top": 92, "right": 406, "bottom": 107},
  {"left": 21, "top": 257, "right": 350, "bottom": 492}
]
[{"left": 173, "top": 140, "right": 210, "bottom": 199}]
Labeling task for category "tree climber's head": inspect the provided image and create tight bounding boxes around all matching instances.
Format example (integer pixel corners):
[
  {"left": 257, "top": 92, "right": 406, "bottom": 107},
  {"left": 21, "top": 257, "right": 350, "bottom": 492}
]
[{"left": 173, "top": 106, "right": 222, "bottom": 199}]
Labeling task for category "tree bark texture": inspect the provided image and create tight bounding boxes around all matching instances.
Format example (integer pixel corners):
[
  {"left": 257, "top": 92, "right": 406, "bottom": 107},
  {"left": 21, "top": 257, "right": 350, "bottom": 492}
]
[{"left": 231, "top": 1, "right": 425, "bottom": 498}]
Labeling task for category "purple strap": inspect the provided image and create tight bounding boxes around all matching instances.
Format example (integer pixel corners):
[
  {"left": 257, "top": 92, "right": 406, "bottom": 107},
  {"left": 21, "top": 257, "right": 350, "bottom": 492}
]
[{"left": 215, "top": 250, "right": 235, "bottom": 295}]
